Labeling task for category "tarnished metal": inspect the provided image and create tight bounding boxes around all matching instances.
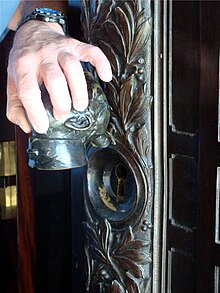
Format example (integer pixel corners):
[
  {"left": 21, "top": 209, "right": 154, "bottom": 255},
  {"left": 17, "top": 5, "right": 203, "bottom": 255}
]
[
  {"left": 0, "top": 141, "right": 16, "bottom": 176},
  {"left": 0, "top": 185, "right": 17, "bottom": 220},
  {"left": 0, "top": 141, "right": 17, "bottom": 220},
  {"left": 27, "top": 72, "right": 110, "bottom": 170}
]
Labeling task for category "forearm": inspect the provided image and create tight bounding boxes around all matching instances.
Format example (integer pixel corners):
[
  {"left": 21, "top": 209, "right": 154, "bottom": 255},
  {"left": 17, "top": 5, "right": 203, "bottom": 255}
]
[{"left": 8, "top": 0, "right": 68, "bottom": 31}]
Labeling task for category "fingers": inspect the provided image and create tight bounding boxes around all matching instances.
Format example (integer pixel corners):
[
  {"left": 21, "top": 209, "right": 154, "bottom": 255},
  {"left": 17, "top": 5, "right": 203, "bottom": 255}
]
[
  {"left": 72, "top": 40, "right": 112, "bottom": 82},
  {"left": 7, "top": 76, "right": 32, "bottom": 133},
  {"left": 40, "top": 61, "right": 72, "bottom": 118},
  {"left": 7, "top": 65, "right": 49, "bottom": 133},
  {"left": 6, "top": 28, "right": 112, "bottom": 135},
  {"left": 58, "top": 53, "right": 88, "bottom": 111}
]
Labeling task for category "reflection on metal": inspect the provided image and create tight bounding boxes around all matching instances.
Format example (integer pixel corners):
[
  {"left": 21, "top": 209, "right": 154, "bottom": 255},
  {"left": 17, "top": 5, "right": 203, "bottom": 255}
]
[
  {"left": 215, "top": 266, "right": 220, "bottom": 293},
  {"left": 27, "top": 72, "right": 110, "bottom": 170},
  {"left": 81, "top": 1, "right": 153, "bottom": 292},
  {"left": 0, "top": 141, "right": 16, "bottom": 176},
  {"left": 161, "top": 1, "right": 169, "bottom": 292},
  {"left": 154, "top": 0, "right": 163, "bottom": 292},
  {"left": 218, "top": 51, "right": 220, "bottom": 142},
  {"left": 215, "top": 167, "right": 220, "bottom": 244},
  {"left": 0, "top": 185, "right": 17, "bottom": 220},
  {"left": 0, "top": 141, "right": 17, "bottom": 220},
  {"left": 99, "top": 186, "right": 117, "bottom": 212}
]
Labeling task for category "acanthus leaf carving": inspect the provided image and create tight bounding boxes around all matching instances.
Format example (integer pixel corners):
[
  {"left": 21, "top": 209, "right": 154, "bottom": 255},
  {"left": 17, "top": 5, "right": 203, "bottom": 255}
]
[
  {"left": 84, "top": 219, "right": 151, "bottom": 293},
  {"left": 81, "top": 1, "right": 152, "bottom": 168}
]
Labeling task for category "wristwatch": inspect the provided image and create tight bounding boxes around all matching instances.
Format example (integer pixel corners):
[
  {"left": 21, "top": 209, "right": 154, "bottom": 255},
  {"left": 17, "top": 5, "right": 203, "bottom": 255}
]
[{"left": 17, "top": 8, "right": 67, "bottom": 33}]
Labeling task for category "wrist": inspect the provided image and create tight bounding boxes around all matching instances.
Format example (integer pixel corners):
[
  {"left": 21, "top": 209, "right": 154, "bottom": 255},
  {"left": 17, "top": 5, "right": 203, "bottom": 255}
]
[
  {"left": 17, "top": 8, "right": 67, "bottom": 34},
  {"left": 18, "top": 19, "right": 65, "bottom": 35}
]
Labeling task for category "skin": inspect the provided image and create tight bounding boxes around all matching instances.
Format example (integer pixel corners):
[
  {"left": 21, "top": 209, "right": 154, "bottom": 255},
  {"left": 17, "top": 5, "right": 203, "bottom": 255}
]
[{"left": 6, "top": 1, "right": 112, "bottom": 133}]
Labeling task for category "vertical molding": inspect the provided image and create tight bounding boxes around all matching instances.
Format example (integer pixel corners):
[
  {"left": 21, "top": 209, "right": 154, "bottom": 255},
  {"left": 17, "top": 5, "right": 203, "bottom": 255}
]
[
  {"left": 214, "top": 266, "right": 220, "bottom": 293},
  {"left": 161, "top": 0, "right": 168, "bottom": 292},
  {"left": 215, "top": 167, "right": 220, "bottom": 244},
  {"left": 218, "top": 50, "right": 220, "bottom": 142},
  {"left": 153, "top": 0, "right": 163, "bottom": 292}
]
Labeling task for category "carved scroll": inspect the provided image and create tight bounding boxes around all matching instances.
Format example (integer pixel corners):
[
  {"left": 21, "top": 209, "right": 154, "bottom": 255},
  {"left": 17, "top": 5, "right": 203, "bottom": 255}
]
[{"left": 80, "top": 1, "right": 153, "bottom": 292}]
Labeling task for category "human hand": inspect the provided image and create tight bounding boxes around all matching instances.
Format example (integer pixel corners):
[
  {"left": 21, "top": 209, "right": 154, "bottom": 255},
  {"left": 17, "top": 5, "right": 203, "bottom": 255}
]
[{"left": 7, "top": 20, "right": 112, "bottom": 133}]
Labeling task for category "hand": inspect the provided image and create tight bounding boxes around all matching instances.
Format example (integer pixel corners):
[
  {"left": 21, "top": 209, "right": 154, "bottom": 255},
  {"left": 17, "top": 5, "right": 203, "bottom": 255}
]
[{"left": 7, "top": 20, "right": 112, "bottom": 133}]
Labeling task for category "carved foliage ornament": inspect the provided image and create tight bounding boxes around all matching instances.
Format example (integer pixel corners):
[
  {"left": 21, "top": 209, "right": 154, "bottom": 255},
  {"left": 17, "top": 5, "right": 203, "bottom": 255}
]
[
  {"left": 84, "top": 219, "right": 151, "bottom": 293},
  {"left": 81, "top": 1, "right": 152, "bottom": 169},
  {"left": 81, "top": 1, "right": 153, "bottom": 292}
]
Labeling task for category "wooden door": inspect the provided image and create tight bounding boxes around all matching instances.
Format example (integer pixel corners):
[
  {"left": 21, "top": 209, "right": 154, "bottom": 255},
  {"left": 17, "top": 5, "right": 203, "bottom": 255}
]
[{"left": 1, "top": 1, "right": 220, "bottom": 293}]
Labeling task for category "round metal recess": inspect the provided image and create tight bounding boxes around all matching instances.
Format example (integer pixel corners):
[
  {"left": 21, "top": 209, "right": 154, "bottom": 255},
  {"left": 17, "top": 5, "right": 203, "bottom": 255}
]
[{"left": 86, "top": 147, "right": 146, "bottom": 226}]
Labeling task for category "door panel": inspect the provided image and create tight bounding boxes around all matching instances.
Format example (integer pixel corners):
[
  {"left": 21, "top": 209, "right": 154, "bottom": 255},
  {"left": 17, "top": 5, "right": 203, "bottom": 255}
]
[
  {"left": 198, "top": 2, "right": 220, "bottom": 293},
  {"left": 161, "top": 1, "right": 199, "bottom": 292}
]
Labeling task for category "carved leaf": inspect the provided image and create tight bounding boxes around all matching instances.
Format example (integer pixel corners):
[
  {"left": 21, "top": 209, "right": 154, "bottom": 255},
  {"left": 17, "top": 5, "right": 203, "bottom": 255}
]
[
  {"left": 139, "top": 278, "right": 152, "bottom": 292},
  {"left": 117, "top": 249, "right": 151, "bottom": 265},
  {"left": 113, "top": 6, "right": 132, "bottom": 56},
  {"left": 111, "top": 280, "right": 125, "bottom": 293},
  {"left": 119, "top": 75, "right": 134, "bottom": 125},
  {"left": 126, "top": 89, "right": 149, "bottom": 129},
  {"left": 99, "top": 40, "right": 121, "bottom": 77},
  {"left": 105, "top": 20, "right": 127, "bottom": 58},
  {"left": 112, "top": 226, "right": 151, "bottom": 279},
  {"left": 125, "top": 278, "right": 140, "bottom": 293},
  {"left": 84, "top": 222, "right": 108, "bottom": 265},
  {"left": 130, "top": 16, "right": 152, "bottom": 63},
  {"left": 136, "top": 125, "right": 151, "bottom": 166},
  {"left": 100, "top": 219, "right": 112, "bottom": 256},
  {"left": 114, "top": 256, "right": 143, "bottom": 278}
]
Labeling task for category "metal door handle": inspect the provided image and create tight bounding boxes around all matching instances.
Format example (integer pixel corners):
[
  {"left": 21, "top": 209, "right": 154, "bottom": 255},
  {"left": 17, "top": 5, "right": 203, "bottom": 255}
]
[{"left": 27, "top": 72, "right": 110, "bottom": 170}]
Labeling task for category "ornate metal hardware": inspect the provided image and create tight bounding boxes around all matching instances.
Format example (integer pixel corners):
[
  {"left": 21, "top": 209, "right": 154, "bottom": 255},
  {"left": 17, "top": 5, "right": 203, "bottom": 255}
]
[
  {"left": 0, "top": 141, "right": 17, "bottom": 220},
  {"left": 27, "top": 72, "right": 110, "bottom": 170}
]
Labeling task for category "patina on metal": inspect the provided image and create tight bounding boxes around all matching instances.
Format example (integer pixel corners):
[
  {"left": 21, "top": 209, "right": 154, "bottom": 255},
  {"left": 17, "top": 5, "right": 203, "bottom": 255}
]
[{"left": 27, "top": 72, "right": 110, "bottom": 170}]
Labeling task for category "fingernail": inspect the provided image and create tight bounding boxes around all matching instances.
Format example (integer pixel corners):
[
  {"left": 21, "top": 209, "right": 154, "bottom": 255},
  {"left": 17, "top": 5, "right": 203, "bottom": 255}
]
[
  {"left": 53, "top": 111, "right": 69, "bottom": 121},
  {"left": 33, "top": 122, "right": 49, "bottom": 134},
  {"left": 56, "top": 113, "right": 69, "bottom": 120},
  {"left": 103, "top": 71, "right": 112, "bottom": 82},
  {"left": 74, "top": 100, "right": 88, "bottom": 112}
]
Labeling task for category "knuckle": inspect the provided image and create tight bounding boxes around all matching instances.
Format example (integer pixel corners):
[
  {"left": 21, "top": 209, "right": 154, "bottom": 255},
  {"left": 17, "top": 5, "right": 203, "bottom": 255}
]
[
  {"left": 14, "top": 55, "right": 31, "bottom": 73},
  {"left": 44, "top": 75, "right": 66, "bottom": 90},
  {"left": 88, "top": 45, "right": 103, "bottom": 57},
  {"left": 41, "top": 62, "right": 65, "bottom": 85},
  {"left": 62, "top": 57, "right": 78, "bottom": 70},
  {"left": 17, "top": 87, "right": 40, "bottom": 103}
]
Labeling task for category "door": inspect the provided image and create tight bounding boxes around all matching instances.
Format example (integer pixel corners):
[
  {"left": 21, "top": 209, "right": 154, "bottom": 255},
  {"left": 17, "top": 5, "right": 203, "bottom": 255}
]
[{"left": 1, "top": 1, "right": 220, "bottom": 293}]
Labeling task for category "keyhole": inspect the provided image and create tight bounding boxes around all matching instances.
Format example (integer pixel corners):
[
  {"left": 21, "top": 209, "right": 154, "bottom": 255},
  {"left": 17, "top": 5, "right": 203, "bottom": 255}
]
[{"left": 115, "top": 164, "right": 127, "bottom": 202}]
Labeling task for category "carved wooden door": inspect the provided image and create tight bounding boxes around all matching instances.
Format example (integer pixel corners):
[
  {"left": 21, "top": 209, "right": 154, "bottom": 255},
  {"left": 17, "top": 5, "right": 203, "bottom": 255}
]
[{"left": 1, "top": 1, "right": 220, "bottom": 293}]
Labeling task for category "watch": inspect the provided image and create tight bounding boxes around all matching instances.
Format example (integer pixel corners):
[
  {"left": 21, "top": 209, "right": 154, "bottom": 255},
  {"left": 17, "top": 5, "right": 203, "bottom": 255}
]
[{"left": 17, "top": 8, "right": 67, "bottom": 33}]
